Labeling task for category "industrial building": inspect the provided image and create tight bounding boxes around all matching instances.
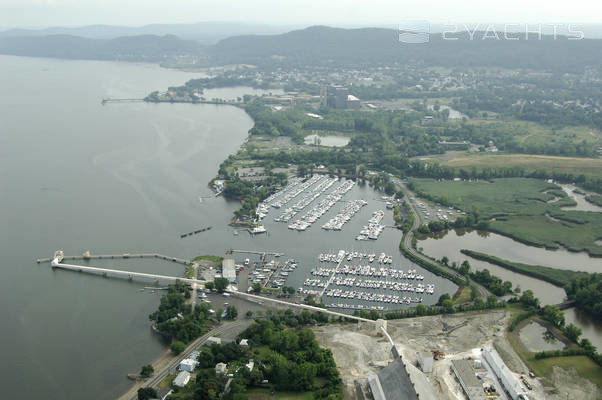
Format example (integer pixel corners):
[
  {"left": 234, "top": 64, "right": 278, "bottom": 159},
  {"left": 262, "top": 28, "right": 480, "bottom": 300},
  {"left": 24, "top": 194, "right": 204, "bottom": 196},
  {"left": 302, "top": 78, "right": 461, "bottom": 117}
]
[
  {"left": 451, "top": 359, "right": 488, "bottom": 400},
  {"left": 321, "top": 85, "right": 360, "bottom": 109},
  {"left": 482, "top": 346, "right": 530, "bottom": 400},
  {"left": 367, "top": 346, "right": 419, "bottom": 400},
  {"left": 173, "top": 370, "right": 191, "bottom": 387},
  {"left": 222, "top": 259, "right": 236, "bottom": 282}
]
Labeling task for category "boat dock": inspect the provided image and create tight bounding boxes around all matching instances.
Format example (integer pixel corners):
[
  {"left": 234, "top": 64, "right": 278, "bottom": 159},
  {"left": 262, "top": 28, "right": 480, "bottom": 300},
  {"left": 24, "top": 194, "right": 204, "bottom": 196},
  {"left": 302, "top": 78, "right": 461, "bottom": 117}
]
[
  {"left": 226, "top": 249, "right": 283, "bottom": 262},
  {"left": 319, "top": 256, "right": 345, "bottom": 299},
  {"left": 37, "top": 252, "right": 190, "bottom": 265}
]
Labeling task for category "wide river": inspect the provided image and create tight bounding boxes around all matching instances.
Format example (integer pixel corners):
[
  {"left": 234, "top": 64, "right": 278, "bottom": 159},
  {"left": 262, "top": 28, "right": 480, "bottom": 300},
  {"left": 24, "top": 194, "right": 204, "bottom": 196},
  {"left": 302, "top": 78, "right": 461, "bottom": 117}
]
[{"left": 0, "top": 56, "right": 457, "bottom": 399}]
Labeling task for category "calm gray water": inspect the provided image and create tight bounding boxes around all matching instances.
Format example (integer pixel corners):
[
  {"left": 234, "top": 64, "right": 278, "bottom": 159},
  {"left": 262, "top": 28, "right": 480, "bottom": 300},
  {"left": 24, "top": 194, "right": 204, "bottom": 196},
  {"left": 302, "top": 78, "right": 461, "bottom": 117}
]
[
  {"left": 0, "top": 56, "right": 253, "bottom": 400},
  {"left": 0, "top": 56, "right": 457, "bottom": 399}
]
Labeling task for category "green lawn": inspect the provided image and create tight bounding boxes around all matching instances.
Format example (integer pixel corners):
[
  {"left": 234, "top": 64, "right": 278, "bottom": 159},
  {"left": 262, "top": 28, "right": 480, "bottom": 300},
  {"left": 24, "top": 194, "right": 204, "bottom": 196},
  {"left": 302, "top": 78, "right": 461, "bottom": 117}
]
[
  {"left": 506, "top": 318, "right": 602, "bottom": 389},
  {"left": 411, "top": 178, "right": 602, "bottom": 256},
  {"left": 534, "top": 356, "right": 602, "bottom": 388},
  {"left": 442, "top": 153, "right": 602, "bottom": 180},
  {"left": 192, "top": 255, "right": 224, "bottom": 264},
  {"left": 452, "top": 286, "right": 472, "bottom": 304}
]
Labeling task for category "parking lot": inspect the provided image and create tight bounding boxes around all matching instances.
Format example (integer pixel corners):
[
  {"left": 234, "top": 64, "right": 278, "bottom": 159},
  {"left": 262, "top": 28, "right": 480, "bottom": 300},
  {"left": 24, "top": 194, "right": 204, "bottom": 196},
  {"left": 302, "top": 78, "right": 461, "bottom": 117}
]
[{"left": 408, "top": 196, "right": 464, "bottom": 224}]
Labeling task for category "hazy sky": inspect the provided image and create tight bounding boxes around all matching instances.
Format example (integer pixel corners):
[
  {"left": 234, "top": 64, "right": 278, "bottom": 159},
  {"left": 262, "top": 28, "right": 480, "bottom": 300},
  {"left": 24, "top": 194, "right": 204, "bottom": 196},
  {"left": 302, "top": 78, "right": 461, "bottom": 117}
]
[{"left": 1, "top": 0, "right": 601, "bottom": 28}]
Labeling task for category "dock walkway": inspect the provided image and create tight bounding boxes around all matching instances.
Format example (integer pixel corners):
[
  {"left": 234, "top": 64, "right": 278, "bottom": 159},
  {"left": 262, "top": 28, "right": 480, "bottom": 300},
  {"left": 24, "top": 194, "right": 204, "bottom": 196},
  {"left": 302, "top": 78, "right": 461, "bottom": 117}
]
[{"left": 38, "top": 252, "right": 190, "bottom": 265}]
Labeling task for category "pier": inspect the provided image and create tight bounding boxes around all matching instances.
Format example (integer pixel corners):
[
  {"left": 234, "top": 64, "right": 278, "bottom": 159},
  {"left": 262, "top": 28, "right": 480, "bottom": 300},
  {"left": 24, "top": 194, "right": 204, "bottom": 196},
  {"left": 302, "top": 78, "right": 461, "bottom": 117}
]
[
  {"left": 42, "top": 252, "right": 375, "bottom": 324},
  {"left": 227, "top": 249, "right": 283, "bottom": 258},
  {"left": 319, "top": 257, "right": 345, "bottom": 299},
  {"left": 37, "top": 252, "right": 190, "bottom": 265},
  {"left": 49, "top": 258, "right": 205, "bottom": 286},
  {"left": 101, "top": 98, "right": 144, "bottom": 105}
]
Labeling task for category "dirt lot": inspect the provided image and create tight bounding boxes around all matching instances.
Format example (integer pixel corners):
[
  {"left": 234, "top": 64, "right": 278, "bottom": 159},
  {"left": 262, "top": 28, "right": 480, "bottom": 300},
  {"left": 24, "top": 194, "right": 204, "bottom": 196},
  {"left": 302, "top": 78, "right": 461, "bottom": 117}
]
[{"left": 313, "top": 310, "right": 599, "bottom": 400}]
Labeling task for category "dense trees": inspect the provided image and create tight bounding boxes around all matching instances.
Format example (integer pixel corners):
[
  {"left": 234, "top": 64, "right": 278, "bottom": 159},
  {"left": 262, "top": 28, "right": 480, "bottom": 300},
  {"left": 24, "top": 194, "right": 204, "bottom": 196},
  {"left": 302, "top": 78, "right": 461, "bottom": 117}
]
[
  {"left": 566, "top": 274, "right": 602, "bottom": 321},
  {"left": 171, "top": 341, "right": 187, "bottom": 355},
  {"left": 170, "top": 317, "right": 343, "bottom": 399},
  {"left": 140, "top": 365, "right": 154, "bottom": 378},
  {"left": 149, "top": 283, "right": 213, "bottom": 343},
  {"left": 137, "top": 388, "right": 158, "bottom": 400}
]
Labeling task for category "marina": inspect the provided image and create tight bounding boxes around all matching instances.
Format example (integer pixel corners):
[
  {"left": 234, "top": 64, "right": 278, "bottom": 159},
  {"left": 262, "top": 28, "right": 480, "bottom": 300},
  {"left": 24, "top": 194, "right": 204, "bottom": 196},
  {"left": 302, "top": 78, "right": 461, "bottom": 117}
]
[{"left": 356, "top": 210, "right": 385, "bottom": 240}]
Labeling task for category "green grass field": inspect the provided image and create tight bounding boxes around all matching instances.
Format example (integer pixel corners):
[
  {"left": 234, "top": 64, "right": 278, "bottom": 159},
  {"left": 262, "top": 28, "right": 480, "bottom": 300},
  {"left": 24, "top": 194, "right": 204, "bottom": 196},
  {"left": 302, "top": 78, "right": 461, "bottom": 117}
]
[
  {"left": 411, "top": 178, "right": 602, "bottom": 256},
  {"left": 507, "top": 326, "right": 602, "bottom": 389},
  {"left": 464, "top": 119, "right": 602, "bottom": 148},
  {"left": 441, "top": 153, "right": 602, "bottom": 180},
  {"left": 452, "top": 286, "right": 472, "bottom": 304}
]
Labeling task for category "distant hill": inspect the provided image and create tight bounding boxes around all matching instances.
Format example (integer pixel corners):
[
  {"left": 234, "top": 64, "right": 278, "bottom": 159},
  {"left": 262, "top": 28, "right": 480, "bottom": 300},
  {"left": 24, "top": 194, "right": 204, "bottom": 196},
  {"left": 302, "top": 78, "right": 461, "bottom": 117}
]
[
  {"left": 209, "top": 26, "right": 602, "bottom": 71},
  {"left": 0, "top": 22, "right": 295, "bottom": 44},
  {"left": 0, "top": 34, "right": 202, "bottom": 62},
  {"left": 1, "top": 25, "right": 601, "bottom": 71}
]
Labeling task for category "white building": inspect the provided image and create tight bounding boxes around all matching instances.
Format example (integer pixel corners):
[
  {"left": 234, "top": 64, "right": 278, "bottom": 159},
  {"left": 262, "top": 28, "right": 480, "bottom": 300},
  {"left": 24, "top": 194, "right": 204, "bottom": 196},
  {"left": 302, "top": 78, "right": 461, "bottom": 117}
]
[
  {"left": 482, "top": 346, "right": 529, "bottom": 400},
  {"left": 178, "top": 358, "right": 198, "bottom": 372},
  {"left": 222, "top": 259, "right": 236, "bottom": 282},
  {"left": 239, "top": 339, "right": 249, "bottom": 347},
  {"left": 215, "top": 362, "right": 228, "bottom": 375},
  {"left": 206, "top": 336, "right": 221, "bottom": 345},
  {"left": 417, "top": 352, "right": 433, "bottom": 373},
  {"left": 173, "top": 371, "right": 191, "bottom": 387}
]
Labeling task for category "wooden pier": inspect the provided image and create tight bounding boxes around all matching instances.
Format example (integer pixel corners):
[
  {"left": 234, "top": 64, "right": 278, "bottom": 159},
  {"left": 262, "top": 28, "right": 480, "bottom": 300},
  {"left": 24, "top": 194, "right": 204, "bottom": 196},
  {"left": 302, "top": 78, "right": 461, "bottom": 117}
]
[
  {"left": 227, "top": 249, "right": 283, "bottom": 257},
  {"left": 37, "top": 252, "right": 190, "bottom": 265},
  {"left": 101, "top": 98, "right": 144, "bottom": 105}
]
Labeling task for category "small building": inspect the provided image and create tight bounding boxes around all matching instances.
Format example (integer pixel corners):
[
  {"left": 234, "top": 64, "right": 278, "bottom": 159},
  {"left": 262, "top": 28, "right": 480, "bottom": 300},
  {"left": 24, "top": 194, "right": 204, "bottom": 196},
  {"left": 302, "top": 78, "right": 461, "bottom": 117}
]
[
  {"left": 178, "top": 358, "right": 198, "bottom": 372},
  {"left": 157, "top": 388, "right": 173, "bottom": 400},
  {"left": 189, "top": 351, "right": 200, "bottom": 361},
  {"left": 246, "top": 360, "right": 255, "bottom": 372},
  {"left": 215, "top": 362, "right": 228, "bottom": 375},
  {"left": 173, "top": 371, "right": 191, "bottom": 388},
  {"left": 239, "top": 339, "right": 249, "bottom": 347},
  {"left": 206, "top": 336, "right": 222, "bottom": 345},
  {"left": 451, "top": 359, "right": 487, "bottom": 400},
  {"left": 417, "top": 352, "right": 433, "bottom": 373},
  {"left": 222, "top": 259, "right": 237, "bottom": 282}
]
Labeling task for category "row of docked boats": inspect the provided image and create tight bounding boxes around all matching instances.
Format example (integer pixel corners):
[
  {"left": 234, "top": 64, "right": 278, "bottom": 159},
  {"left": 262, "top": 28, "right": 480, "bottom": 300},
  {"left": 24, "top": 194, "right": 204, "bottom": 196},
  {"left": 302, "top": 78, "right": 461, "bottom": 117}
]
[
  {"left": 276, "top": 176, "right": 339, "bottom": 222},
  {"left": 318, "top": 251, "right": 393, "bottom": 264},
  {"left": 270, "top": 175, "right": 321, "bottom": 209},
  {"left": 335, "top": 266, "right": 424, "bottom": 279},
  {"left": 356, "top": 210, "right": 385, "bottom": 240},
  {"left": 256, "top": 176, "right": 305, "bottom": 220},
  {"left": 285, "top": 178, "right": 355, "bottom": 229},
  {"left": 321, "top": 198, "right": 367, "bottom": 230},
  {"left": 328, "top": 303, "right": 386, "bottom": 311},
  {"left": 331, "top": 279, "right": 434, "bottom": 294},
  {"left": 325, "top": 289, "right": 425, "bottom": 304},
  {"left": 318, "top": 249, "right": 347, "bottom": 263}
]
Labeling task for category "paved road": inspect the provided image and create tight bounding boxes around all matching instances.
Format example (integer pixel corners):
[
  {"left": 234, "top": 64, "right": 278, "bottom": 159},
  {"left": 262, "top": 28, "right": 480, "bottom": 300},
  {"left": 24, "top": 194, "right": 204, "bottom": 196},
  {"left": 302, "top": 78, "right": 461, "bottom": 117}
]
[
  {"left": 127, "top": 320, "right": 250, "bottom": 400},
  {"left": 397, "top": 182, "right": 492, "bottom": 299}
]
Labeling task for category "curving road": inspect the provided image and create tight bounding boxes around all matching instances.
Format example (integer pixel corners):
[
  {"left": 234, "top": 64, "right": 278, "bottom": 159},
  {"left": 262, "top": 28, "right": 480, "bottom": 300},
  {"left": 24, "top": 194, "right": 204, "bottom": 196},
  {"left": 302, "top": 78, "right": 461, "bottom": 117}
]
[{"left": 398, "top": 183, "right": 492, "bottom": 299}]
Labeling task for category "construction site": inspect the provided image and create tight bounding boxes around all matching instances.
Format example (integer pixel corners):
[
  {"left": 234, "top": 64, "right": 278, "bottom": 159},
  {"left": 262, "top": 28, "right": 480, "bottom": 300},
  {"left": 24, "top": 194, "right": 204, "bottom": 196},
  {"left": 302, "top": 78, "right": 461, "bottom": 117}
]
[{"left": 312, "top": 310, "right": 601, "bottom": 400}]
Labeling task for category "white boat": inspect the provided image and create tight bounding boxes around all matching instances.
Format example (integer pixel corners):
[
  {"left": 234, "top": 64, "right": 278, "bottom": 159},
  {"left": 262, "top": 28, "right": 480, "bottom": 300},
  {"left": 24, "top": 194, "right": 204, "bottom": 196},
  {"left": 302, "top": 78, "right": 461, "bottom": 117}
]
[{"left": 249, "top": 225, "right": 267, "bottom": 234}]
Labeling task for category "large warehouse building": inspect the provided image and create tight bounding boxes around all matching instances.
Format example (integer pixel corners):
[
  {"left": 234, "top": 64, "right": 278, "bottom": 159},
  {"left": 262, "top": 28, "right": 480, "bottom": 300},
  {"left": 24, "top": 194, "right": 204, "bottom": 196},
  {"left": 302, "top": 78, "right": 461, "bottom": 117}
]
[{"left": 451, "top": 359, "right": 487, "bottom": 400}]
